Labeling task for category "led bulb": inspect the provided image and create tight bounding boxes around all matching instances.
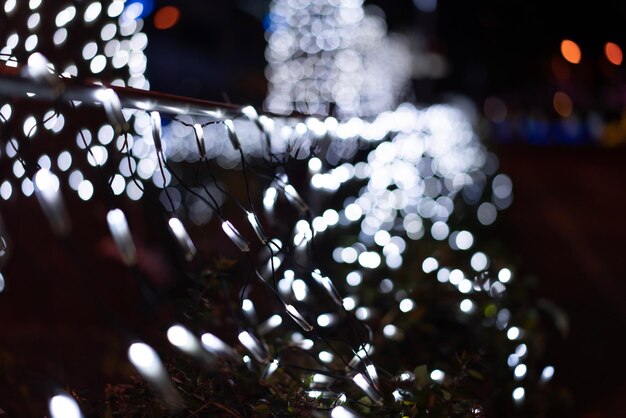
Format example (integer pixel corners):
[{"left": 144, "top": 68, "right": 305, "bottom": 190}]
[
  {"left": 285, "top": 304, "right": 314, "bottom": 332},
  {"left": 128, "top": 342, "right": 182, "bottom": 409},
  {"left": 331, "top": 406, "right": 360, "bottom": 418},
  {"left": 193, "top": 124, "right": 206, "bottom": 160},
  {"left": 167, "top": 324, "right": 201, "bottom": 355},
  {"left": 96, "top": 88, "right": 127, "bottom": 134},
  {"left": 34, "top": 168, "right": 70, "bottom": 236},
  {"left": 352, "top": 373, "right": 382, "bottom": 404},
  {"left": 257, "top": 314, "right": 282, "bottom": 335},
  {"left": 261, "top": 359, "right": 279, "bottom": 381},
  {"left": 200, "top": 332, "right": 238, "bottom": 360},
  {"left": 25, "top": 52, "right": 55, "bottom": 84},
  {"left": 128, "top": 342, "right": 165, "bottom": 380},
  {"left": 168, "top": 218, "right": 196, "bottom": 261},
  {"left": 107, "top": 209, "right": 136, "bottom": 266},
  {"left": 221, "top": 220, "right": 250, "bottom": 252},
  {"left": 224, "top": 119, "right": 240, "bottom": 150},
  {"left": 150, "top": 111, "right": 163, "bottom": 154},
  {"left": 238, "top": 331, "right": 270, "bottom": 363},
  {"left": 282, "top": 184, "right": 308, "bottom": 214},
  {"left": 247, "top": 211, "right": 268, "bottom": 244}
]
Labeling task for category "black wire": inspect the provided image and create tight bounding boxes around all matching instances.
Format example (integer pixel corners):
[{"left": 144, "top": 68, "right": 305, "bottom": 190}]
[
  {"left": 120, "top": 132, "right": 145, "bottom": 192},
  {"left": 3, "top": 64, "right": 389, "bottom": 409}
]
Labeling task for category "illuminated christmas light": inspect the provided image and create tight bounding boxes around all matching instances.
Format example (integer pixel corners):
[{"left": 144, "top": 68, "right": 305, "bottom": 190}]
[
  {"left": 150, "top": 110, "right": 163, "bottom": 154},
  {"left": 221, "top": 220, "right": 250, "bottom": 252},
  {"left": 200, "top": 332, "right": 238, "bottom": 360},
  {"left": 285, "top": 304, "right": 314, "bottom": 332},
  {"left": 167, "top": 217, "right": 196, "bottom": 261},
  {"left": 167, "top": 324, "right": 202, "bottom": 355},
  {"left": 107, "top": 209, "right": 137, "bottom": 266},
  {"left": 34, "top": 168, "right": 70, "bottom": 236},
  {"left": 128, "top": 342, "right": 167, "bottom": 381},
  {"left": 238, "top": 331, "right": 270, "bottom": 363},
  {"left": 49, "top": 394, "right": 83, "bottom": 418},
  {"left": 0, "top": 2, "right": 552, "bottom": 414},
  {"left": 352, "top": 373, "right": 382, "bottom": 404}
]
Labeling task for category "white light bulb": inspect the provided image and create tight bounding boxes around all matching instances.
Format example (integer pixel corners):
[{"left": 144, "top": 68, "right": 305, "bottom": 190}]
[
  {"left": 49, "top": 394, "right": 83, "bottom": 418},
  {"left": 238, "top": 331, "right": 269, "bottom": 363},
  {"left": 128, "top": 342, "right": 166, "bottom": 381},
  {"left": 34, "top": 169, "right": 70, "bottom": 236},
  {"left": 107, "top": 209, "right": 136, "bottom": 266},
  {"left": 285, "top": 304, "right": 314, "bottom": 332},
  {"left": 167, "top": 324, "right": 200, "bottom": 355},
  {"left": 168, "top": 218, "right": 196, "bottom": 261}
]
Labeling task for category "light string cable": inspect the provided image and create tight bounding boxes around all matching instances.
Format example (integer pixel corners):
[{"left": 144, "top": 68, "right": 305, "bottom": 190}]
[
  {"left": 0, "top": 73, "right": 159, "bottom": 406},
  {"left": 0, "top": 78, "right": 133, "bottom": 340},
  {"left": 227, "top": 117, "right": 387, "bottom": 395},
  {"left": 3, "top": 61, "right": 382, "bottom": 406},
  {"left": 149, "top": 115, "right": 251, "bottom": 333},
  {"left": 160, "top": 115, "right": 374, "bottom": 397},
  {"left": 174, "top": 117, "right": 286, "bottom": 292},
  {"left": 188, "top": 112, "right": 380, "bottom": 381},
  {"left": 2, "top": 52, "right": 557, "bottom": 411},
  {"left": 69, "top": 94, "right": 167, "bottom": 315},
  {"left": 172, "top": 117, "right": 338, "bottom": 306},
  {"left": 52, "top": 83, "right": 246, "bottom": 410},
  {"left": 174, "top": 116, "right": 376, "bottom": 376},
  {"left": 12, "top": 60, "right": 217, "bottom": 369},
  {"left": 56, "top": 73, "right": 173, "bottom": 334}
]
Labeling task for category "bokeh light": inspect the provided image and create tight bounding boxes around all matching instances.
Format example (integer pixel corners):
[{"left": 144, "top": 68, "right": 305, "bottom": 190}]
[
  {"left": 553, "top": 91, "right": 573, "bottom": 117},
  {"left": 560, "top": 39, "right": 581, "bottom": 64},
  {"left": 604, "top": 41, "right": 623, "bottom": 65},
  {"left": 154, "top": 6, "right": 180, "bottom": 30}
]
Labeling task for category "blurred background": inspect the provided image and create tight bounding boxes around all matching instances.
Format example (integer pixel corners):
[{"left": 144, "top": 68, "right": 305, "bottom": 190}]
[
  {"left": 1, "top": 0, "right": 625, "bottom": 416},
  {"left": 142, "top": 0, "right": 626, "bottom": 416}
]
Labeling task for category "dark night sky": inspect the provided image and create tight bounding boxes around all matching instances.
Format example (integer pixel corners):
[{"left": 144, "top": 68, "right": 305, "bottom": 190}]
[{"left": 144, "top": 0, "right": 626, "bottom": 108}]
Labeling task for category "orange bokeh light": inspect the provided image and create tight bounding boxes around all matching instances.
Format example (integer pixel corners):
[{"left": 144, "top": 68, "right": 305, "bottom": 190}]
[
  {"left": 560, "top": 39, "right": 581, "bottom": 64},
  {"left": 553, "top": 91, "right": 573, "bottom": 118},
  {"left": 605, "top": 42, "right": 623, "bottom": 65},
  {"left": 154, "top": 6, "right": 180, "bottom": 30}
]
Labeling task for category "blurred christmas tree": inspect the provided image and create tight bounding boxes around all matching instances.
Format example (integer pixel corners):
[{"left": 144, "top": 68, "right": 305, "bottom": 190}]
[{"left": 0, "top": 1, "right": 569, "bottom": 417}]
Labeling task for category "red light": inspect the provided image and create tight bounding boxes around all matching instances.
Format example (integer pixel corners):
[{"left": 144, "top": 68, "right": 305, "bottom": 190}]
[
  {"left": 605, "top": 42, "right": 623, "bottom": 65},
  {"left": 154, "top": 6, "right": 180, "bottom": 30}
]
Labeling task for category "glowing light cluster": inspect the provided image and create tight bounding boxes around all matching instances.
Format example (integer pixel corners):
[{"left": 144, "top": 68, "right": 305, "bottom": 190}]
[
  {"left": 0, "top": 1, "right": 552, "bottom": 413},
  {"left": 0, "top": 0, "right": 150, "bottom": 206},
  {"left": 265, "top": 0, "right": 411, "bottom": 117},
  {"left": 307, "top": 103, "right": 502, "bottom": 273}
]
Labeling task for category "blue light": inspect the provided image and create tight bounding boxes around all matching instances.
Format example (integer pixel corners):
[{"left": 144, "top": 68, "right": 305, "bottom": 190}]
[
  {"left": 262, "top": 14, "right": 272, "bottom": 31},
  {"left": 124, "top": 0, "right": 154, "bottom": 20},
  {"left": 264, "top": 12, "right": 287, "bottom": 33}
]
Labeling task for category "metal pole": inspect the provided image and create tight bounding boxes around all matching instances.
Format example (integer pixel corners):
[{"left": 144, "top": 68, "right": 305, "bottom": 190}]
[{"left": 0, "top": 66, "right": 244, "bottom": 118}]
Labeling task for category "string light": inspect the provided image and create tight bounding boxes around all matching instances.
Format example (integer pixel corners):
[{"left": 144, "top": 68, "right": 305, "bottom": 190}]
[
  {"left": 200, "top": 332, "right": 238, "bottom": 360},
  {"left": 33, "top": 168, "right": 71, "bottom": 236},
  {"left": 265, "top": 0, "right": 411, "bottom": 117},
  {"left": 0, "top": 2, "right": 556, "bottom": 415},
  {"left": 238, "top": 331, "right": 270, "bottom": 363},
  {"left": 107, "top": 209, "right": 137, "bottom": 266},
  {"left": 167, "top": 217, "right": 196, "bottom": 261},
  {"left": 167, "top": 324, "right": 202, "bottom": 356},
  {"left": 128, "top": 342, "right": 167, "bottom": 381},
  {"left": 128, "top": 342, "right": 181, "bottom": 408},
  {"left": 48, "top": 394, "right": 83, "bottom": 418}
]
